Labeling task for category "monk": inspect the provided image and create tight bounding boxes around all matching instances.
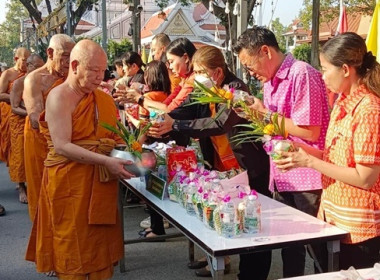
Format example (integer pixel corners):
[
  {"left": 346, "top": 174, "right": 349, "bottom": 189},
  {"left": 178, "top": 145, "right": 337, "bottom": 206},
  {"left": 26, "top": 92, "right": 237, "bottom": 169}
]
[
  {"left": 0, "top": 47, "right": 30, "bottom": 165},
  {"left": 9, "top": 54, "right": 44, "bottom": 204},
  {"left": 23, "top": 34, "right": 75, "bottom": 221},
  {"left": 26, "top": 39, "right": 134, "bottom": 280}
]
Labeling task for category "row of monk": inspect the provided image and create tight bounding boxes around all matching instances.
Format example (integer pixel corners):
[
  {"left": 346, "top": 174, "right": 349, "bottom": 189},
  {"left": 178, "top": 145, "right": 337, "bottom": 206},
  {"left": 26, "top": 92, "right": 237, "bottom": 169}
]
[{"left": 0, "top": 26, "right": 379, "bottom": 280}]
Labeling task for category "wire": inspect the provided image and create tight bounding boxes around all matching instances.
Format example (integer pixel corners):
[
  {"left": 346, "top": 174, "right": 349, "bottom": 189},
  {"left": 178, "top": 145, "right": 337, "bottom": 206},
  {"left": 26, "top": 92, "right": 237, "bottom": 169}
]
[{"left": 268, "top": 0, "right": 278, "bottom": 28}]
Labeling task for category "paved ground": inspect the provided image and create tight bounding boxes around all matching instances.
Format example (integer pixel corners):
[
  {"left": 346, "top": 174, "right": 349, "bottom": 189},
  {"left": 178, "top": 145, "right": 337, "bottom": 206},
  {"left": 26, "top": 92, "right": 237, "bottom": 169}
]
[{"left": 0, "top": 161, "right": 314, "bottom": 279}]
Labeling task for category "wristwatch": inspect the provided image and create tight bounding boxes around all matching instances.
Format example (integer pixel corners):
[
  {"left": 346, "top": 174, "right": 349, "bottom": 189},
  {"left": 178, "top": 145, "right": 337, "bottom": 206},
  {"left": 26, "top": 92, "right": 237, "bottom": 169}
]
[
  {"left": 137, "top": 95, "right": 145, "bottom": 106},
  {"left": 172, "top": 119, "right": 180, "bottom": 131},
  {"left": 264, "top": 110, "right": 273, "bottom": 124}
]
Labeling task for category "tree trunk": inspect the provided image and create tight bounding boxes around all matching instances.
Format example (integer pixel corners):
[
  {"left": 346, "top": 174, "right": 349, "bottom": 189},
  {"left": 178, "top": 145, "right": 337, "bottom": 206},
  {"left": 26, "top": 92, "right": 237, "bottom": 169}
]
[
  {"left": 310, "top": 0, "right": 320, "bottom": 68},
  {"left": 19, "top": 0, "right": 43, "bottom": 23}
]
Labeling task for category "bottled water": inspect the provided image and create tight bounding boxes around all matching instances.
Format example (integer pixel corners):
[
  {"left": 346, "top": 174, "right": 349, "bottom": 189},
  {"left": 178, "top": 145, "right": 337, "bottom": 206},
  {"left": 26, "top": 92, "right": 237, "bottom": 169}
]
[
  {"left": 244, "top": 192, "right": 261, "bottom": 234},
  {"left": 220, "top": 195, "right": 237, "bottom": 238},
  {"left": 185, "top": 182, "right": 196, "bottom": 215}
]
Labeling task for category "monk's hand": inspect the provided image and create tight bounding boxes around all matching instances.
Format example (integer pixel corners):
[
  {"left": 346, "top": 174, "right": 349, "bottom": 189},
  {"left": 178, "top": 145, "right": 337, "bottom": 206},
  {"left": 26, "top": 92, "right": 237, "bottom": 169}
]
[
  {"left": 104, "top": 157, "right": 135, "bottom": 179},
  {"left": 273, "top": 147, "right": 311, "bottom": 172},
  {"left": 148, "top": 113, "right": 174, "bottom": 138},
  {"left": 29, "top": 113, "right": 40, "bottom": 130}
]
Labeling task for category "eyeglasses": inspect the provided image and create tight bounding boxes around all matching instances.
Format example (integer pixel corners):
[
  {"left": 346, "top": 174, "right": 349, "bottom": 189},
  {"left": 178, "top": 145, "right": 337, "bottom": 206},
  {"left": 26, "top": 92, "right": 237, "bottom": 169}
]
[{"left": 241, "top": 49, "right": 262, "bottom": 73}]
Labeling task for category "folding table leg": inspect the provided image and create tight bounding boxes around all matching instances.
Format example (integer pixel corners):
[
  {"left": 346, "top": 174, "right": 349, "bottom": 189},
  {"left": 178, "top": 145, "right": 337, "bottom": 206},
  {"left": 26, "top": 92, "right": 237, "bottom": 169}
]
[
  {"left": 327, "top": 240, "right": 340, "bottom": 272},
  {"left": 207, "top": 255, "right": 225, "bottom": 280},
  {"left": 188, "top": 240, "right": 195, "bottom": 263}
]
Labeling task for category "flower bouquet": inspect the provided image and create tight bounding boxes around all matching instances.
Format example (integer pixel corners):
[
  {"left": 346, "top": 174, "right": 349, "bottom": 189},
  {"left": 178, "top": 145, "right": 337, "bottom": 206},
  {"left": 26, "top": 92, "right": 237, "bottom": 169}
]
[
  {"left": 231, "top": 106, "right": 294, "bottom": 160},
  {"left": 101, "top": 119, "right": 156, "bottom": 176},
  {"left": 187, "top": 75, "right": 235, "bottom": 127}
]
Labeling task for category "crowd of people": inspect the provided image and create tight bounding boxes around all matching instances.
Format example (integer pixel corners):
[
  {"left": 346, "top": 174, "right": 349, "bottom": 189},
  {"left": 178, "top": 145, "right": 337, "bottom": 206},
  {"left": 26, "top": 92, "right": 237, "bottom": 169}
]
[{"left": 0, "top": 26, "right": 379, "bottom": 280}]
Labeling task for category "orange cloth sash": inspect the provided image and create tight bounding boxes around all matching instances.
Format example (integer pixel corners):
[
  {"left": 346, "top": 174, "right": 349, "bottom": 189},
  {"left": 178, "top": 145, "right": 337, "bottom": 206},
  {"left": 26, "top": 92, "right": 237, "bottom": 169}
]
[
  {"left": 25, "top": 78, "right": 64, "bottom": 221},
  {"left": 209, "top": 103, "right": 239, "bottom": 171},
  {"left": 44, "top": 138, "right": 117, "bottom": 183},
  {"left": 26, "top": 89, "right": 123, "bottom": 274}
]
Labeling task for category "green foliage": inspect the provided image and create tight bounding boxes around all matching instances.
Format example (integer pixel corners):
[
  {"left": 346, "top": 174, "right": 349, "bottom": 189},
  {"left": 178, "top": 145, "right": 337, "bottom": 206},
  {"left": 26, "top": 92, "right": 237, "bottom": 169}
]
[
  {"left": 0, "top": 0, "right": 28, "bottom": 65},
  {"left": 299, "top": 0, "right": 375, "bottom": 29},
  {"left": 293, "top": 43, "right": 312, "bottom": 64},
  {"left": 107, "top": 39, "right": 133, "bottom": 64},
  {"left": 155, "top": 0, "right": 190, "bottom": 10},
  {"left": 100, "top": 119, "right": 151, "bottom": 159},
  {"left": 271, "top": 18, "right": 287, "bottom": 53}
]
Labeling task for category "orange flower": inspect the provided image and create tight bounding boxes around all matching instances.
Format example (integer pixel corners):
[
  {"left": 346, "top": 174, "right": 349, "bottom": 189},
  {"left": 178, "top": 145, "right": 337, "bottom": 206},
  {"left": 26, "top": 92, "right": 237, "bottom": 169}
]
[
  {"left": 223, "top": 91, "right": 233, "bottom": 100},
  {"left": 131, "top": 141, "right": 142, "bottom": 152},
  {"left": 263, "top": 124, "right": 275, "bottom": 135}
]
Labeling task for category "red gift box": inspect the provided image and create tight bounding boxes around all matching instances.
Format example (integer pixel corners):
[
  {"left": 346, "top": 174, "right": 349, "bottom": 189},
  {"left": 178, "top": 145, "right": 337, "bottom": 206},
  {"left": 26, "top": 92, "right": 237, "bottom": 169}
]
[{"left": 166, "top": 147, "right": 197, "bottom": 183}]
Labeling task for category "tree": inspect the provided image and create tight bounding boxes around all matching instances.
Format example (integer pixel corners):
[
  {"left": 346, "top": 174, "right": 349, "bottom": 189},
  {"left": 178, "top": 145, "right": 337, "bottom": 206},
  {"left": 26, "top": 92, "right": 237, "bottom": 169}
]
[
  {"left": 299, "top": 0, "right": 376, "bottom": 29},
  {"left": 19, "top": 0, "right": 98, "bottom": 37},
  {"left": 293, "top": 43, "right": 312, "bottom": 64},
  {"left": 0, "top": 0, "right": 29, "bottom": 65},
  {"left": 271, "top": 18, "right": 287, "bottom": 53},
  {"left": 107, "top": 39, "right": 133, "bottom": 64}
]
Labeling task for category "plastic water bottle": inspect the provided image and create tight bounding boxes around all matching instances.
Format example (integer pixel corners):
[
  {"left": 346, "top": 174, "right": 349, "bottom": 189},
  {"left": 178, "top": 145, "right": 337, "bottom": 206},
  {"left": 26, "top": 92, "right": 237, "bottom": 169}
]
[
  {"left": 244, "top": 191, "right": 261, "bottom": 234},
  {"left": 186, "top": 182, "right": 196, "bottom": 216},
  {"left": 149, "top": 109, "right": 165, "bottom": 127},
  {"left": 220, "top": 195, "right": 237, "bottom": 238}
]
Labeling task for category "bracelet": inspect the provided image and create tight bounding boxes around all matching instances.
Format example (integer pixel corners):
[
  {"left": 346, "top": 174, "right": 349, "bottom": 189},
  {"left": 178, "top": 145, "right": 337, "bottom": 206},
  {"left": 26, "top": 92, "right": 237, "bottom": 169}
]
[
  {"left": 137, "top": 95, "right": 145, "bottom": 106},
  {"left": 263, "top": 110, "right": 273, "bottom": 124}
]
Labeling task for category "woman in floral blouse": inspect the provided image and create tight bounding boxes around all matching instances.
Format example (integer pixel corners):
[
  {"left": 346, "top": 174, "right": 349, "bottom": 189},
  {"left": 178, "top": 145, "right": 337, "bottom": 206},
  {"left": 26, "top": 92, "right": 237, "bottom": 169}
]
[{"left": 275, "top": 32, "right": 380, "bottom": 270}]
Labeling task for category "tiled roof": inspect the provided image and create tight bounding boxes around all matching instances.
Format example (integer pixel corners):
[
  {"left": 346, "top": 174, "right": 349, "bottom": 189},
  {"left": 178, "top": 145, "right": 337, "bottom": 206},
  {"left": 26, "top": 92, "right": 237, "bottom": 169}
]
[
  {"left": 193, "top": 2, "right": 208, "bottom": 22},
  {"left": 298, "top": 12, "right": 371, "bottom": 44},
  {"left": 141, "top": 9, "right": 172, "bottom": 38},
  {"left": 200, "top": 24, "right": 225, "bottom": 31}
]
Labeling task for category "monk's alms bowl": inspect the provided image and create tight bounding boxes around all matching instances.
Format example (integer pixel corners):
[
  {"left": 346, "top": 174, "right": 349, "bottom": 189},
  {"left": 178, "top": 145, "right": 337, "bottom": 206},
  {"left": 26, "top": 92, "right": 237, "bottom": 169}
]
[{"left": 110, "top": 146, "right": 156, "bottom": 177}]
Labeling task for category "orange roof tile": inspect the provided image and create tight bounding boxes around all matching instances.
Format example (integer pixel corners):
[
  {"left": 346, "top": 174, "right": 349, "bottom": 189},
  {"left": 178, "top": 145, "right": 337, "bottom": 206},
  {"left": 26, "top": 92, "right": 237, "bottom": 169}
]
[
  {"left": 193, "top": 3, "right": 208, "bottom": 22},
  {"left": 141, "top": 9, "right": 172, "bottom": 38},
  {"left": 200, "top": 24, "right": 225, "bottom": 31}
]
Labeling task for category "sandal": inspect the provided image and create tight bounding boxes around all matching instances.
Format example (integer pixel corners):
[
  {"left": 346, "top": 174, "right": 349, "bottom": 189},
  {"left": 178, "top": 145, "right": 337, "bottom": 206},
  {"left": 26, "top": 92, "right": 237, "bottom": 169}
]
[
  {"left": 0, "top": 204, "right": 5, "bottom": 216},
  {"left": 138, "top": 229, "right": 152, "bottom": 236}
]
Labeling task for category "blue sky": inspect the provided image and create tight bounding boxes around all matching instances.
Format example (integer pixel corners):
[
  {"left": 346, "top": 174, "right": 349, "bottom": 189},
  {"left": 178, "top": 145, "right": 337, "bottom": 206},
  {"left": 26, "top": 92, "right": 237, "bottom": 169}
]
[
  {"left": 261, "top": 0, "right": 304, "bottom": 26},
  {"left": 0, "top": 0, "right": 8, "bottom": 24},
  {"left": 0, "top": 0, "right": 304, "bottom": 27}
]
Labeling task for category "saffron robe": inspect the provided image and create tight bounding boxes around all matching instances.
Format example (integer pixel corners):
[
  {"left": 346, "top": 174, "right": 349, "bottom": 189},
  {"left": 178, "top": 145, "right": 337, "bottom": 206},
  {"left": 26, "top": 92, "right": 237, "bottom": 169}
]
[
  {"left": 0, "top": 73, "right": 24, "bottom": 164},
  {"left": 24, "top": 78, "right": 64, "bottom": 221},
  {"left": 25, "top": 89, "right": 123, "bottom": 275},
  {"left": 9, "top": 112, "right": 26, "bottom": 182}
]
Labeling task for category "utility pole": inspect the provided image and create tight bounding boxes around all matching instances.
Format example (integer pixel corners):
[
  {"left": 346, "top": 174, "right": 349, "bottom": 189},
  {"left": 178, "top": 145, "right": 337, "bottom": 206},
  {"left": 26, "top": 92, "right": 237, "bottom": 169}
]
[
  {"left": 101, "top": 0, "right": 108, "bottom": 53},
  {"left": 236, "top": 0, "right": 248, "bottom": 79},
  {"left": 132, "top": 0, "right": 142, "bottom": 52},
  {"left": 311, "top": 0, "right": 320, "bottom": 68}
]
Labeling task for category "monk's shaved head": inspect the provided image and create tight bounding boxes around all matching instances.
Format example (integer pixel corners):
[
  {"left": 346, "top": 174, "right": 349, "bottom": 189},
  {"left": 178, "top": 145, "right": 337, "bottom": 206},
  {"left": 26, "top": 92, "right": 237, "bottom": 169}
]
[
  {"left": 68, "top": 39, "right": 107, "bottom": 94},
  {"left": 48, "top": 34, "right": 75, "bottom": 51},
  {"left": 26, "top": 53, "right": 44, "bottom": 72},
  {"left": 15, "top": 47, "right": 31, "bottom": 58},
  {"left": 70, "top": 39, "right": 107, "bottom": 65},
  {"left": 27, "top": 53, "right": 43, "bottom": 63},
  {"left": 14, "top": 47, "right": 30, "bottom": 72}
]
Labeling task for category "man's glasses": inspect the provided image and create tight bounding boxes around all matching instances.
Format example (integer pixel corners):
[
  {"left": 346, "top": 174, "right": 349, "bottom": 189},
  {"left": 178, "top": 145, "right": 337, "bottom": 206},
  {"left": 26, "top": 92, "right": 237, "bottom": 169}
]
[{"left": 241, "top": 49, "right": 262, "bottom": 73}]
